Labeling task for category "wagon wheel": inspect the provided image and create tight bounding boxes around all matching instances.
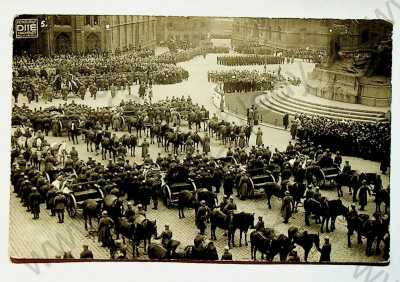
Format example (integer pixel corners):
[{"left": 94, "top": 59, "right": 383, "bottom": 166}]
[
  {"left": 318, "top": 168, "right": 326, "bottom": 186},
  {"left": 45, "top": 172, "right": 51, "bottom": 183},
  {"left": 248, "top": 178, "right": 255, "bottom": 198},
  {"left": 268, "top": 172, "right": 276, "bottom": 183},
  {"left": 162, "top": 185, "right": 172, "bottom": 208},
  {"left": 66, "top": 194, "right": 77, "bottom": 217}
]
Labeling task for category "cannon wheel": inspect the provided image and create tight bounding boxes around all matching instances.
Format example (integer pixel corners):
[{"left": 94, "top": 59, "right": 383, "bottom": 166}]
[
  {"left": 45, "top": 172, "right": 51, "bottom": 183},
  {"left": 96, "top": 186, "right": 105, "bottom": 200},
  {"left": 188, "top": 178, "right": 197, "bottom": 192},
  {"left": 66, "top": 194, "right": 77, "bottom": 217},
  {"left": 162, "top": 184, "right": 172, "bottom": 208},
  {"left": 248, "top": 178, "right": 255, "bottom": 197},
  {"left": 318, "top": 168, "right": 326, "bottom": 185},
  {"left": 268, "top": 172, "right": 276, "bottom": 183}
]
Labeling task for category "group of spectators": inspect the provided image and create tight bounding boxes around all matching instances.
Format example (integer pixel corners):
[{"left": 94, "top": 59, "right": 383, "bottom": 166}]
[
  {"left": 233, "top": 44, "right": 327, "bottom": 64},
  {"left": 217, "top": 55, "right": 289, "bottom": 66},
  {"left": 291, "top": 114, "right": 391, "bottom": 167},
  {"left": 208, "top": 70, "right": 280, "bottom": 93},
  {"left": 12, "top": 48, "right": 192, "bottom": 103},
  {"left": 156, "top": 46, "right": 229, "bottom": 65}
]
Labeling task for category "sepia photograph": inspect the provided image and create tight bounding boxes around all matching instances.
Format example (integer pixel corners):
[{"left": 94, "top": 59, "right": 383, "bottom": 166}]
[{"left": 9, "top": 14, "right": 391, "bottom": 265}]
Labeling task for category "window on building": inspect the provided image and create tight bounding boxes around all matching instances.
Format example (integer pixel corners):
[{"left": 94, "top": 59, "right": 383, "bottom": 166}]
[
  {"left": 54, "top": 16, "right": 71, "bottom": 26},
  {"left": 93, "top": 16, "right": 99, "bottom": 25},
  {"left": 361, "top": 30, "right": 369, "bottom": 44},
  {"left": 85, "top": 16, "right": 91, "bottom": 26},
  {"left": 268, "top": 26, "right": 272, "bottom": 40},
  {"left": 278, "top": 26, "right": 282, "bottom": 41}
]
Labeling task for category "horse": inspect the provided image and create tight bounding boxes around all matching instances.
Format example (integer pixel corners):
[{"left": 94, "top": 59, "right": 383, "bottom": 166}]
[
  {"left": 192, "top": 131, "right": 202, "bottom": 149},
  {"left": 250, "top": 229, "right": 294, "bottom": 261},
  {"left": 93, "top": 130, "right": 104, "bottom": 154},
  {"left": 263, "top": 181, "right": 285, "bottom": 209},
  {"left": 103, "top": 194, "right": 124, "bottom": 222},
  {"left": 135, "top": 116, "right": 145, "bottom": 138},
  {"left": 346, "top": 213, "right": 389, "bottom": 256},
  {"left": 209, "top": 210, "right": 254, "bottom": 247},
  {"left": 82, "top": 199, "right": 102, "bottom": 230},
  {"left": 120, "top": 133, "right": 138, "bottom": 157},
  {"left": 51, "top": 119, "right": 62, "bottom": 137},
  {"left": 304, "top": 198, "right": 348, "bottom": 233},
  {"left": 177, "top": 190, "right": 199, "bottom": 219},
  {"left": 65, "top": 119, "right": 80, "bottom": 144},
  {"left": 125, "top": 116, "right": 137, "bottom": 134},
  {"left": 244, "top": 125, "right": 252, "bottom": 145},
  {"left": 100, "top": 135, "right": 112, "bottom": 160},
  {"left": 115, "top": 216, "right": 135, "bottom": 246},
  {"left": 233, "top": 212, "right": 255, "bottom": 247},
  {"left": 132, "top": 216, "right": 157, "bottom": 257},
  {"left": 165, "top": 131, "right": 181, "bottom": 154},
  {"left": 147, "top": 242, "right": 168, "bottom": 260},
  {"left": 288, "top": 182, "right": 306, "bottom": 212},
  {"left": 149, "top": 123, "right": 161, "bottom": 145},
  {"left": 196, "top": 188, "right": 218, "bottom": 210},
  {"left": 147, "top": 241, "right": 185, "bottom": 260},
  {"left": 325, "top": 199, "right": 348, "bottom": 232},
  {"left": 288, "top": 226, "right": 320, "bottom": 262},
  {"left": 375, "top": 188, "right": 390, "bottom": 214},
  {"left": 52, "top": 142, "right": 67, "bottom": 166},
  {"left": 184, "top": 242, "right": 219, "bottom": 261},
  {"left": 83, "top": 128, "right": 96, "bottom": 152}
]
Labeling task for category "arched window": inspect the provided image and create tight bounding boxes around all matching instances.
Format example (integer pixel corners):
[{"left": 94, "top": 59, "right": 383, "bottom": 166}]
[
  {"left": 361, "top": 30, "right": 369, "bottom": 44},
  {"left": 85, "top": 16, "right": 91, "bottom": 25},
  {"left": 86, "top": 33, "right": 101, "bottom": 53},
  {"left": 55, "top": 32, "right": 72, "bottom": 54}
]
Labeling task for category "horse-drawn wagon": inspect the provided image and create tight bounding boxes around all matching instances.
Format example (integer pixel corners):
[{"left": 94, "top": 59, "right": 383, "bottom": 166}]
[
  {"left": 46, "top": 167, "right": 77, "bottom": 185},
  {"left": 63, "top": 181, "right": 105, "bottom": 217},
  {"left": 136, "top": 163, "right": 162, "bottom": 180},
  {"left": 161, "top": 165, "right": 196, "bottom": 208},
  {"left": 305, "top": 165, "right": 341, "bottom": 188},
  {"left": 320, "top": 166, "right": 341, "bottom": 181},
  {"left": 246, "top": 167, "right": 275, "bottom": 197},
  {"left": 214, "top": 156, "right": 238, "bottom": 168}
]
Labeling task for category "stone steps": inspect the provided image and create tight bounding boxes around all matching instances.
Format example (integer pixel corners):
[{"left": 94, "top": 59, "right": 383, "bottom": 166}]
[
  {"left": 257, "top": 91, "right": 386, "bottom": 123},
  {"left": 276, "top": 91, "right": 385, "bottom": 117}
]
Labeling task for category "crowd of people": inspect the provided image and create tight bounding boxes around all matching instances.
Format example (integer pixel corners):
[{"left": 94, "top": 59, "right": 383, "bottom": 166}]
[
  {"left": 217, "top": 55, "right": 289, "bottom": 66},
  {"left": 9, "top": 37, "right": 390, "bottom": 262},
  {"left": 233, "top": 44, "right": 327, "bottom": 64},
  {"left": 290, "top": 114, "right": 391, "bottom": 167},
  {"left": 208, "top": 70, "right": 280, "bottom": 93},
  {"left": 12, "top": 49, "right": 192, "bottom": 103},
  {"left": 156, "top": 46, "right": 230, "bottom": 65},
  {"left": 10, "top": 90, "right": 391, "bottom": 261}
]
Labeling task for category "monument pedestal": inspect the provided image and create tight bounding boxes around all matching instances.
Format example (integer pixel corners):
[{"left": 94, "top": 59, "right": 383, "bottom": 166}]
[{"left": 306, "top": 67, "right": 391, "bottom": 107}]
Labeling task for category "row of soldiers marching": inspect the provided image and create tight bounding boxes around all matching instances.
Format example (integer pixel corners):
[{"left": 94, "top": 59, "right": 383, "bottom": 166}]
[{"left": 216, "top": 54, "right": 289, "bottom": 66}]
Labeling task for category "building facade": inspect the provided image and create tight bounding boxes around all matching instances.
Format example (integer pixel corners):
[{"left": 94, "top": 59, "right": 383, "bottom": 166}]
[
  {"left": 208, "top": 18, "right": 233, "bottom": 38},
  {"left": 155, "top": 16, "right": 211, "bottom": 46},
  {"left": 232, "top": 18, "right": 392, "bottom": 52},
  {"left": 13, "top": 15, "right": 157, "bottom": 56},
  {"left": 232, "top": 18, "right": 331, "bottom": 49}
]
